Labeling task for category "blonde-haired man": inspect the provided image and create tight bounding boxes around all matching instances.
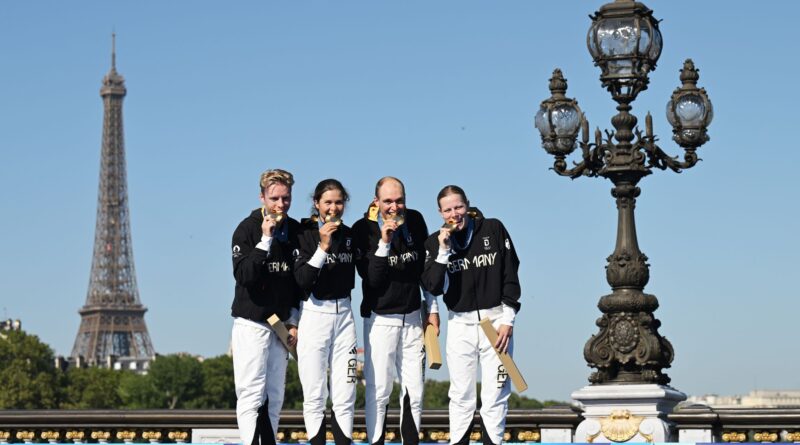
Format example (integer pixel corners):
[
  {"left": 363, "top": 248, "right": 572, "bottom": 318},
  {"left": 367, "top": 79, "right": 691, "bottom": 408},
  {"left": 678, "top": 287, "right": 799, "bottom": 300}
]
[{"left": 231, "top": 169, "right": 301, "bottom": 445}]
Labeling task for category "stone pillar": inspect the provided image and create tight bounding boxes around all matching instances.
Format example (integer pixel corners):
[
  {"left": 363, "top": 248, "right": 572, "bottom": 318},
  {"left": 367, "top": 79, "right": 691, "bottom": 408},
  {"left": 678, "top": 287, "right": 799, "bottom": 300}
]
[{"left": 572, "top": 384, "right": 686, "bottom": 442}]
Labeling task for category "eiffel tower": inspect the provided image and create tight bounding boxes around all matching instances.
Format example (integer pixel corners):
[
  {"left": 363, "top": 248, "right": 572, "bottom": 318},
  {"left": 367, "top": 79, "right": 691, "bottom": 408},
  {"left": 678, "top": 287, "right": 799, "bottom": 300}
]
[{"left": 70, "top": 35, "right": 155, "bottom": 371}]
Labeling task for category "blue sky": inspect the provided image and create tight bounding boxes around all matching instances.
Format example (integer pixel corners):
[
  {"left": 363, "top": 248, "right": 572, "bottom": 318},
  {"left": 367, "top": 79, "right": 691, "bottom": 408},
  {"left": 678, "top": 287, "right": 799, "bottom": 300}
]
[{"left": 1, "top": 1, "right": 798, "bottom": 402}]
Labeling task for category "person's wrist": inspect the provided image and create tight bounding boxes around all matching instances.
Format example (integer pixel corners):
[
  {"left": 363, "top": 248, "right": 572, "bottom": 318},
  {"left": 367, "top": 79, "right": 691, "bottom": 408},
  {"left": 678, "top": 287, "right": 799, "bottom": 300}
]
[{"left": 319, "top": 241, "right": 330, "bottom": 252}]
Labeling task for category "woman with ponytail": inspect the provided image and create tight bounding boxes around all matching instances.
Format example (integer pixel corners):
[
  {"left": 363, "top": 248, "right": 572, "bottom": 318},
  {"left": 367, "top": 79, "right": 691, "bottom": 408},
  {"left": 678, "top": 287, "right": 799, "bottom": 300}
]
[{"left": 294, "top": 179, "right": 358, "bottom": 445}]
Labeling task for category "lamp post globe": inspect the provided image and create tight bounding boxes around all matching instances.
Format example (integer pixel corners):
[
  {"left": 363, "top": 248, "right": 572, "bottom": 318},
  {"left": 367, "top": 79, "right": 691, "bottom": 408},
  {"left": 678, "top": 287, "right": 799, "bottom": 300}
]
[
  {"left": 535, "top": 70, "right": 583, "bottom": 171},
  {"left": 587, "top": 0, "right": 662, "bottom": 103},
  {"left": 667, "top": 59, "right": 714, "bottom": 149}
]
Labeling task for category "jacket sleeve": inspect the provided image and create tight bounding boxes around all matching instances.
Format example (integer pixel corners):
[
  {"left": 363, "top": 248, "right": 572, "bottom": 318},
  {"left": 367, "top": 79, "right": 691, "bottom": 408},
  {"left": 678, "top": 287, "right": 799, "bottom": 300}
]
[
  {"left": 231, "top": 222, "right": 268, "bottom": 287},
  {"left": 421, "top": 236, "right": 448, "bottom": 296},
  {"left": 364, "top": 241, "right": 390, "bottom": 289},
  {"left": 289, "top": 255, "right": 303, "bottom": 322},
  {"left": 354, "top": 223, "right": 369, "bottom": 280},
  {"left": 354, "top": 220, "right": 392, "bottom": 289},
  {"left": 293, "top": 228, "right": 323, "bottom": 294},
  {"left": 498, "top": 221, "right": 521, "bottom": 312}
]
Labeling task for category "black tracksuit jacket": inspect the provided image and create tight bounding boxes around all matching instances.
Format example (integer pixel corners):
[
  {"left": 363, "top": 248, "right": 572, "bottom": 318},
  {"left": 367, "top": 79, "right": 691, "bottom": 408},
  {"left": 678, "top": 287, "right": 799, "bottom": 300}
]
[
  {"left": 294, "top": 217, "right": 356, "bottom": 301},
  {"left": 231, "top": 208, "right": 302, "bottom": 322},
  {"left": 352, "top": 208, "right": 429, "bottom": 318},
  {"left": 421, "top": 215, "right": 521, "bottom": 313}
]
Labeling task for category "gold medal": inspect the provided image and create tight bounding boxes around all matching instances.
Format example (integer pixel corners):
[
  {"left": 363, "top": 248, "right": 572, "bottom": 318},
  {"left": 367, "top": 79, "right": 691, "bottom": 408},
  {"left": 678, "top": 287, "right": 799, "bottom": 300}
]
[
  {"left": 262, "top": 207, "right": 285, "bottom": 223},
  {"left": 390, "top": 214, "right": 405, "bottom": 226},
  {"left": 442, "top": 219, "right": 459, "bottom": 233},
  {"left": 324, "top": 214, "right": 342, "bottom": 226}
]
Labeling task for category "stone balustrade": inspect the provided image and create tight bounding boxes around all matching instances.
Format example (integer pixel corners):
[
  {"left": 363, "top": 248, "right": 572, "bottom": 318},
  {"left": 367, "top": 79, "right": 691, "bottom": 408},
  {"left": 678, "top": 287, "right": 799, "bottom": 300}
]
[
  {"left": 2, "top": 406, "right": 800, "bottom": 443},
  {"left": 0, "top": 408, "right": 577, "bottom": 444}
]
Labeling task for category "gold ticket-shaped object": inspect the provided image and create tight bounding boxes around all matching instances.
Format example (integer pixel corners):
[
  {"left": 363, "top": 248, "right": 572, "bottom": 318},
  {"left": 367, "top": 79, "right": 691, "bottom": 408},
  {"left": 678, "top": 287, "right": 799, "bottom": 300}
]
[
  {"left": 424, "top": 325, "right": 442, "bottom": 369},
  {"left": 479, "top": 318, "right": 528, "bottom": 393},
  {"left": 267, "top": 314, "right": 298, "bottom": 361},
  {"left": 324, "top": 214, "right": 342, "bottom": 226}
]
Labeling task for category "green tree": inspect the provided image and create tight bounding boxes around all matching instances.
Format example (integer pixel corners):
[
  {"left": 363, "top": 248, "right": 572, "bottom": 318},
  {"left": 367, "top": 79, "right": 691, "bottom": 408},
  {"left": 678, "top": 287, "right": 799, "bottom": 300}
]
[
  {"left": 542, "top": 399, "right": 565, "bottom": 407},
  {"left": 148, "top": 354, "right": 204, "bottom": 409},
  {"left": 119, "top": 370, "right": 162, "bottom": 408},
  {"left": 423, "top": 380, "right": 450, "bottom": 409},
  {"left": 0, "top": 330, "right": 60, "bottom": 408},
  {"left": 508, "top": 392, "right": 544, "bottom": 409},
  {"left": 62, "top": 367, "right": 123, "bottom": 409},
  {"left": 187, "top": 355, "right": 236, "bottom": 409},
  {"left": 283, "top": 359, "right": 304, "bottom": 409}
]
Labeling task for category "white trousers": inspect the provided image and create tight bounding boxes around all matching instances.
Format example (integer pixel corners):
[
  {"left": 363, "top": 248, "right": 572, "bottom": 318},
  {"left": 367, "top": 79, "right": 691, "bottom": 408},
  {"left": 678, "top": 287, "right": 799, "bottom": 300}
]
[
  {"left": 447, "top": 318, "right": 513, "bottom": 445},
  {"left": 364, "top": 314, "right": 425, "bottom": 445},
  {"left": 297, "top": 304, "right": 358, "bottom": 445},
  {"left": 231, "top": 318, "right": 288, "bottom": 445}
]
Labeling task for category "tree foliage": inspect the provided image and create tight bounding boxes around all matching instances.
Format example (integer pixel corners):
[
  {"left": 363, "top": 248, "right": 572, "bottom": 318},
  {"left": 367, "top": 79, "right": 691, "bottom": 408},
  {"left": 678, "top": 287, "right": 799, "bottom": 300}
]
[
  {"left": 62, "top": 367, "right": 123, "bottom": 409},
  {"left": 118, "top": 369, "right": 163, "bottom": 409},
  {"left": 150, "top": 354, "right": 204, "bottom": 409},
  {"left": 188, "top": 355, "right": 236, "bottom": 409},
  {"left": 423, "top": 380, "right": 451, "bottom": 409},
  {"left": 283, "top": 359, "right": 304, "bottom": 410},
  {"left": 0, "top": 330, "right": 60, "bottom": 408},
  {"left": 1, "top": 331, "right": 564, "bottom": 410}
]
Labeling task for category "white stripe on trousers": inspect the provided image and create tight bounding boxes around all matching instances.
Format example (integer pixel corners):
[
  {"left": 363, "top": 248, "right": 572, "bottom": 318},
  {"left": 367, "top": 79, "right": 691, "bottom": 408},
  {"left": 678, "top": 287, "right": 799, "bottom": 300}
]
[
  {"left": 297, "top": 306, "right": 358, "bottom": 440},
  {"left": 446, "top": 318, "right": 513, "bottom": 445},
  {"left": 232, "top": 318, "right": 288, "bottom": 445},
  {"left": 364, "top": 317, "right": 425, "bottom": 444}
]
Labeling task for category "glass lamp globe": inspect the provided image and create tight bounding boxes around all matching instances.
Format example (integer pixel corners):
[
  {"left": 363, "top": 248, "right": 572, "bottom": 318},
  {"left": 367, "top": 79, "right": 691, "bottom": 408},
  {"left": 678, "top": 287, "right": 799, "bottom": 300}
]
[{"left": 587, "top": 0, "right": 662, "bottom": 101}]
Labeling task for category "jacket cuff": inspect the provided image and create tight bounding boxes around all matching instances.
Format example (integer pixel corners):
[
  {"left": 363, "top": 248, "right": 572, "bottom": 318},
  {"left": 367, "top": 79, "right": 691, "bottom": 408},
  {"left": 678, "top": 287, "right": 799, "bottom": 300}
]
[
  {"left": 435, "top": 247, "right": 450, "bottom": 264},
  {"left": 500, "top": 303, "right": 517, "bottom": 327},
  {"left": 375, "top": 240, "right": 391, "bottom": 258},
  {"left": 308, "top": 246, "right": 327, "bottom": 269},
  {"left": 423, "top": 290, "right": 439, "bottom": 314},
  {"left": 256, "top": 235, "right": 273, "bottom": 253},
  {"left": 286, "top": 308, "right": 299, "bottom": 327}
]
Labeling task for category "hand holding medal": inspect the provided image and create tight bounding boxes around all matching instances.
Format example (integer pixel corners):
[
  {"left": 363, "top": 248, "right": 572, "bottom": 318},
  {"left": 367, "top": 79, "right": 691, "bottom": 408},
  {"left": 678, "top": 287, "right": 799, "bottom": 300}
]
[
  {"left": 261, "top": 207, "right": 285, "bottom": 237},
  {"left": 380, "top": 212, "right": 404, "bottom": 243}
]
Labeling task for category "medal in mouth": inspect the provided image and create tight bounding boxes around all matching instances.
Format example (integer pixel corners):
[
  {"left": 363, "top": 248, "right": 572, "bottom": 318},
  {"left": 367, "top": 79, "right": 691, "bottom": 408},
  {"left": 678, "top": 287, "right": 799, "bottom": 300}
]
[
  {"left": 324, "top": 214, "right": 342, "bottom": 226},
  {"left": 263, "top": 208, "right": 285, "bottom": 223},
  {"left": 389, "top": 213, "right": 405, "bottom": 227},
  {"left": 442, "top": 219, "right": 459, "bottom": 233}
]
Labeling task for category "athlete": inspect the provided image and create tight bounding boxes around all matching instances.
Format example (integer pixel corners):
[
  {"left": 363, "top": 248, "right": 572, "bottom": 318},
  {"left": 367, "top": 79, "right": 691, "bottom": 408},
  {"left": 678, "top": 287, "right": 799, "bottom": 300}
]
[
  {"left": 230, "top": 169, "right": 301, "bottom": 445},
  {"left": 294, "top": 178, "right": 358, "bottom": 445},
  {"left": 352, "top": 177, "right": 439, "bottom": 445},
  {"left": 421, "top": 185, "right": 521, "bottom": 445}
]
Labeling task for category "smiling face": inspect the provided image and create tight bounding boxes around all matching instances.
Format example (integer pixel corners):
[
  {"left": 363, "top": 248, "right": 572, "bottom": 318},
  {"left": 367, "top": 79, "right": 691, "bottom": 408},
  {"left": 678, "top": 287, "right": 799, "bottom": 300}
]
[
  {"left": 259, "top": 183, "right": 292, "bottom": 215},
  {"left": 315, "top": 189, "right": 345, "bottom": 218},
  {"left": 375, "top": 179, "right": 406, "bottom": 221},
  {"left": 438, "top": 192, "right": 469, "bottom": 231}
]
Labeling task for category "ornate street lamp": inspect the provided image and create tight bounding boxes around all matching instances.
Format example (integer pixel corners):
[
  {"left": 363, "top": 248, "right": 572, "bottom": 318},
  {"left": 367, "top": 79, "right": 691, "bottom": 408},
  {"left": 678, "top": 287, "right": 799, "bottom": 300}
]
[{"left": 534, "top": 1, "right": 713, "bottom": 441}]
